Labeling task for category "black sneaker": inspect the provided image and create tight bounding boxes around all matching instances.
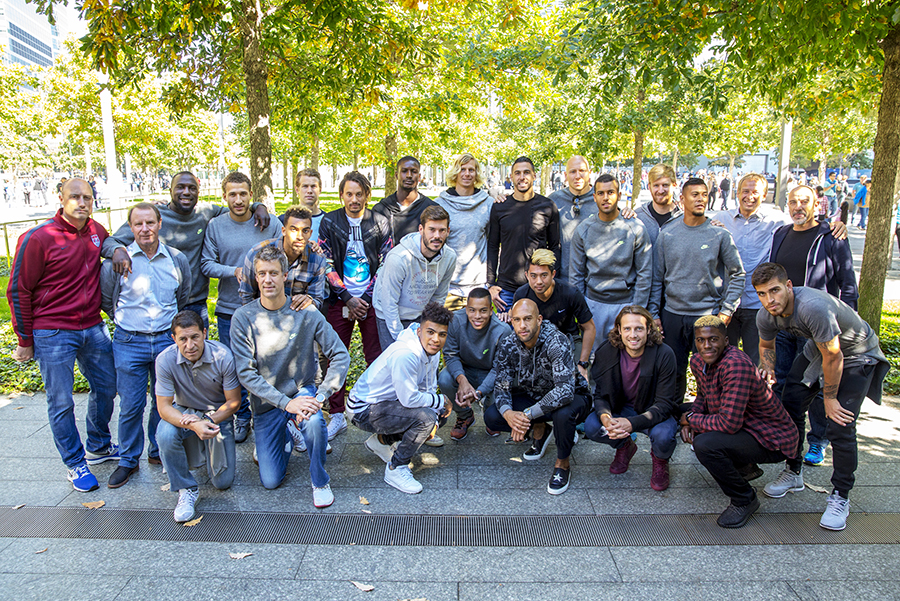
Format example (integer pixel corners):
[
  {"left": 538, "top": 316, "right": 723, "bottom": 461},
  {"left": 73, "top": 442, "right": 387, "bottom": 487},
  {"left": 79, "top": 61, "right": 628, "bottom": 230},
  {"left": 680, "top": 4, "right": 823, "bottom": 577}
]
[
  {"left": 523, "top": 424, "right": 553, "bottom": 461},
  {"left": 234, "top": 421, "right": 251, "bottom": 444},
  {"left": 547, "top": 466, "right": 570, "bottom": 495},
  {"left": 107, "top": 464, "right": 139, "bottom": 489},
  {"left": 738, "top": 463, "right": 764, "bottom": 482},
  {"left": 716, "top": 497, "right": 760, "bottom": 528}
]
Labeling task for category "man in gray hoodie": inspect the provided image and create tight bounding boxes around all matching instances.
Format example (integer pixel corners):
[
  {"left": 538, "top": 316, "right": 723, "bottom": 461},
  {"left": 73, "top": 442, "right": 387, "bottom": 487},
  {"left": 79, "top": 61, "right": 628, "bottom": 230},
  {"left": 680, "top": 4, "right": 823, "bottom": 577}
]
[
  {"left": 549, "top": 155, "right": 596, "bottom": 282},
  {"left": 435, "top": 153, "right": 493, "bottom": 310},
  {"left": 438, "top": 288, "right": 511, "bottom": 440},
  {"left": 649, "top": 177, "right": 745, "bottom": 403},
  {"left": 571, "top": 173, "right": 652, "bottom": 345},
  {"left": 373, "top": 204, "right": 457, "bottom": 349}
]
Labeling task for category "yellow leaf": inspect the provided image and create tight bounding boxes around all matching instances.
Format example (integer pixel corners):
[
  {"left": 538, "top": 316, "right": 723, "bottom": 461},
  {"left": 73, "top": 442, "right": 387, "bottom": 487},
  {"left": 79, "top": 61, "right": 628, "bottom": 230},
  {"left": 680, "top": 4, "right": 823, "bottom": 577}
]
[
  {"left": 35, "top": 548, "right": 47, "bottom": 554},
  {"left": 805, "top": 482, "right": 829, "bottom": 494},
  {"left": 82, "top": 500, "right": 105, "bottom": 509},
  {"left": 351, "top": 581, "right": 375, "bottom": 592},
  {"left": 184, "top": 515, "right": 203, "bottom": 527},
  {"left": 14, "top": 406, "right": 24, "bottom": 410},
  {"left": 359, "top": 496, "right": 370, "bottom": 505},
  {"left": 229, "top": 552, "right": 253, "bottom": 559},
  {"left": 12, "top": 504, "right": 25, "bottom": 510},
  {"left": 160, "top": 483, "right": 170, "bottom": 492}
]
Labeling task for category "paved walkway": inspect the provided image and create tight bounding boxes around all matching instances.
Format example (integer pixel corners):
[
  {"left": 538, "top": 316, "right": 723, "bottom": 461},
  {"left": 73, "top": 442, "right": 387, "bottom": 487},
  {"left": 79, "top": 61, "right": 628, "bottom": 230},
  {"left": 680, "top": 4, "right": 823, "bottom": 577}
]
[{"left": 0, "top": 390, "right": 898, "bottom": 600}]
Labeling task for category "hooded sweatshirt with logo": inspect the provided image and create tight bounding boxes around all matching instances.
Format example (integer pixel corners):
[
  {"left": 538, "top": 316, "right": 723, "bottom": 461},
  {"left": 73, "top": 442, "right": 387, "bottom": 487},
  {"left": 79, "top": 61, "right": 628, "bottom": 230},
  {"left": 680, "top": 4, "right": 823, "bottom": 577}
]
[
  {"left": 347, "top": 323, "right": 443, "bottom": 414},
  {"left": 372, "top": 232, "right": 457, "bottom": 340},
  {"left": 435, "top": 188, "right": 492, "bottom": 296}
]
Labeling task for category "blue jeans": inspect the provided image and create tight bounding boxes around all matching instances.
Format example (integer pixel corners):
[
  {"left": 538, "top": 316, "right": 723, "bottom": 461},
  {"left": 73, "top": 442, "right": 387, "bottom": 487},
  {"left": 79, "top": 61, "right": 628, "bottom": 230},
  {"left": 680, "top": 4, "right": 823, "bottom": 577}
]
[
  {"left": 184, "top": 301, "right": 209, "bottom": 331},
  {"left": 112, "top": 329, "right": 174, "bottom": 467},
  {"left": 584, "top": 407, "right": 678, "bottom": 460},
  {"left": 498, "top": 288, "right": 516, "bottom": 311},
  {"left": 438, "top": 366, "right": 493, "bottom": 421},
  {"left": 858, "top": 207, "right": 868, "bottom": 228},
  {"left": 156, "top": 414, "right": 235, "bottom": 491},
  {"left": 33, "top": 324, "right": 117, "bottom": 468},
  {"left": 254, "top": 385, "right": 328, "bottom": 489},
  {"left": 774, "top": 331, "right": 828, "bottom": 449},
  {"left": 215, "top": 315, "right": 250, "bottom": 426}
]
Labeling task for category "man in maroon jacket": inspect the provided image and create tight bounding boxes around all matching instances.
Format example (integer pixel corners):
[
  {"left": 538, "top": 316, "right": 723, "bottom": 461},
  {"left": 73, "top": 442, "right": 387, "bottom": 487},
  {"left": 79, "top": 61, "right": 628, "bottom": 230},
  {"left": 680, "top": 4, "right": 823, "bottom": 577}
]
[
  {"left": 680, "top": 315, "right": 798, "bottom": 529},
  {"left": 7, "top": 178, "right": 119, "bottom": 493}
]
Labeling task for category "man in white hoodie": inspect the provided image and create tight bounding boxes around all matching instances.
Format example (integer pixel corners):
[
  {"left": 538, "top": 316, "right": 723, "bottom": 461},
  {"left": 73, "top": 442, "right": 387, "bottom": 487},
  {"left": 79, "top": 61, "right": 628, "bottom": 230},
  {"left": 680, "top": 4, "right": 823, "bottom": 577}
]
[
  {"left": 435, "top": 153, "right": 492, "bottom": 311},
  {"left": 373, "top": 204, "right": 457, "bottom": 349},
  {"left": 347, "top": 302, "right": 454, "bottom": 494}
]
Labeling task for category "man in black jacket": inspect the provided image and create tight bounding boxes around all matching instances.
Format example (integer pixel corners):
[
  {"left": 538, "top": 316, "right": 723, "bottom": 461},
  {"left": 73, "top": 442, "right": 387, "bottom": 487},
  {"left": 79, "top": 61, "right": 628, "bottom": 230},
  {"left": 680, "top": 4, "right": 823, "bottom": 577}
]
[
  {"left": 373, "top": 156, "right": 437, "bottom": 245},
  {"left": 585, "top": 305, "right": 678, "bottom": 491},
  {"left": 318, "top": 171, "right": 393, "bottom": 431}
]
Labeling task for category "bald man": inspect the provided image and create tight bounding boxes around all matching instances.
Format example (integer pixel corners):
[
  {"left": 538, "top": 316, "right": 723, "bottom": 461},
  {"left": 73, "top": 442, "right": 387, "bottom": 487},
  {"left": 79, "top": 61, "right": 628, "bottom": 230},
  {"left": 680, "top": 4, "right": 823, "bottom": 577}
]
[
  {"left": 483, "top": 299, "right": 591, "bottom": 495},
  {"left": 7, "top": 178, "right": 119, "bottom": 493},
  {"left": 549, "top": 156, "right": 596, "bottom": 281}
]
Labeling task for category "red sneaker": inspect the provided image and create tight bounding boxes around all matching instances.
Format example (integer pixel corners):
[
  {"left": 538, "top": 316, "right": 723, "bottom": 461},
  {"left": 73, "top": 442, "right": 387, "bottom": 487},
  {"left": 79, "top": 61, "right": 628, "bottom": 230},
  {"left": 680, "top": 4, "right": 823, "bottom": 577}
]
[
  {"left": 609, "top": 437, "right": 637, "bottom": 474},
  {"left": 650, "top": 452, "right": 670, "bottom": 491},
  {"left": 450, "top": 416, "right": 475, "bottom": 441}
]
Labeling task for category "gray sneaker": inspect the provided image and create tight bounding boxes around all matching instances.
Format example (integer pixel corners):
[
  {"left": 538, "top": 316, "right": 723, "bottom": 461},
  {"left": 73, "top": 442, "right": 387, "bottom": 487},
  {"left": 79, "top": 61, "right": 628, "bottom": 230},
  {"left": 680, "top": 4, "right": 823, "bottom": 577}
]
[
  {"left": 763, "top": 468, "right": 805, "bottom": 498},
  {"left": 819, "top": 492, "right": 850, "bottom": 531}
]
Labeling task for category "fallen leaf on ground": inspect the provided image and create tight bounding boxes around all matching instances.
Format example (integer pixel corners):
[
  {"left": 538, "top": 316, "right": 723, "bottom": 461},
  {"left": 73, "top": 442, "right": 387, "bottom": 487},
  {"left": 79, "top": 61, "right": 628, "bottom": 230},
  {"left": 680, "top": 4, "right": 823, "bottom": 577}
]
[
  {"left": 160, "top": 483, "right": 170, "bottom": 492},
  {"left": 34, "top": 548, "right": 47, "bottom": 554},
  {"left": 184, "top": 515, "right": 203, "bottom": 527},
  {"left": 12, "top": 504, "right": 25, "bottom": 510},
  {"left": 399, "top": 598, "right": 428, "bottom": 601},
  {"left": 361, "top": 509, "right": 372, "bottom": 514},
  {"left": 350, "top": 581, "right": 374, "bottom": 592},
  {"left": 13, "top": 406, "right": 24, "bottom": 410},
  {"left": 805, "top": 482, "right": 829, "bottom": 493},
  {"left": 359, "top": 496, "right": 370, "bottom": 505},
  {"left": 82, "top": 500, "right": 105, "bottom": 509},
  {"left": 229, "top": 552, "right": 253, "bottom": 559}
]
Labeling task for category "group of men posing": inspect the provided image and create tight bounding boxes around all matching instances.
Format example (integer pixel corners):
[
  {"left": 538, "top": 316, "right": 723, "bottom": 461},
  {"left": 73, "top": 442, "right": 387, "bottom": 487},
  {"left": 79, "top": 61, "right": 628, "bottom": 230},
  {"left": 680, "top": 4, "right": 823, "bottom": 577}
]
[{"left": 7, "top": 153, "right": 889, "bottom": 532}]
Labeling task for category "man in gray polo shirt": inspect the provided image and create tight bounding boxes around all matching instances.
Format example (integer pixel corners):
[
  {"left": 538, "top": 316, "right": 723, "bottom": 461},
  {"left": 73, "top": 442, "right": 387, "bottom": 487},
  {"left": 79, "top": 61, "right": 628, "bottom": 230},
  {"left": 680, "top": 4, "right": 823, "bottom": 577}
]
[
  {"left": 230, "top": 245, "right": 350, "bottom": 509},
  {"left": 155, "top": 310, "right": 241, "bottom": 523}
]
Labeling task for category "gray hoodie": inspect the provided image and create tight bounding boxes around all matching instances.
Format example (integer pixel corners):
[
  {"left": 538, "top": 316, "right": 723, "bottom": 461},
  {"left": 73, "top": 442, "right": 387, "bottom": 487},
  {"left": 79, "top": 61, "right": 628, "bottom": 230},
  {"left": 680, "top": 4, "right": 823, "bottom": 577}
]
[
  {"left": 443, "top": 309, "right": 511, "bottom": 396},
  {"left": 435, "top": 188, "right": 492, "bottom": 296},
  {"left": 373, "top": 232, "right": 457, "bottom": 340}
]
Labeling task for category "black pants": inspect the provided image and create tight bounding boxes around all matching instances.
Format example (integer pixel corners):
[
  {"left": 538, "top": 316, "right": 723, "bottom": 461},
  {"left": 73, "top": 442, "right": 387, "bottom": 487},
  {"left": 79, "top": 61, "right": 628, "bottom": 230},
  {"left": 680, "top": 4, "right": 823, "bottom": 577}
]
[
  {"left": 694, "top": 429, "right": 789, "bottom": 506},
  {"left": 726, "top": 307, "right": 760, "bottom": 365},
  {"left": 781, "top": 354, "right": 876, "bottom": 496},
  {"left": 661, "top": 310, "right": 700, "bottom": 403},
  {"left": 483, "top": 391, "right": 590, "bottom": 460}
]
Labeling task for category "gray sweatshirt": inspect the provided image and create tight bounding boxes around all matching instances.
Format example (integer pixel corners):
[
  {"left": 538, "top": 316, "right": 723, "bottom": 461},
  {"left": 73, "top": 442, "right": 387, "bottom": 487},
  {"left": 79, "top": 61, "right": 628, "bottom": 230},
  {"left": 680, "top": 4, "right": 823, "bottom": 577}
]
[
  {"left": 570, "top": 215, "right": 652, "bottom": 305},
  {"left": 435, "top": 188, "right": 492, "bottom": 296},
  {"left": 372, "top": 232, "right": 457, "bottom": 339},
  {"left": 442, "top": 309, "right": 511, "bottom": 396},
  {"left": 548, "top": 187, "right": 596, "bottom": 281},
  {"left": 230, "top": 300, "right": 350, "bottom": 415},
  {"left": 200, "top": 212, "right": 281, "bottom": 317},
  {"left": 648, "top": 219, "right": 745, "bottom": 318}
]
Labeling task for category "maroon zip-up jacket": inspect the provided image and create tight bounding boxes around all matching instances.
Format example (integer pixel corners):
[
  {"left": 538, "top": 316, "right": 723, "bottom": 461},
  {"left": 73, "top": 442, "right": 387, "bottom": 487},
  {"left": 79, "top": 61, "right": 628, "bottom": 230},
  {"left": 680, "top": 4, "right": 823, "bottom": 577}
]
[{"left": 7, "top": 210, "right": 108, "bottom": 347}]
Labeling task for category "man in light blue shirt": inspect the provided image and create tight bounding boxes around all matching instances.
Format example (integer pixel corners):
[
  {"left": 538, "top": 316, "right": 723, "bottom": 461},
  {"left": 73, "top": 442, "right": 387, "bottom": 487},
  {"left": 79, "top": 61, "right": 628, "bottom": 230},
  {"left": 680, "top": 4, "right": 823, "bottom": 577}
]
[{"left": 101, "top": 202, "right": 192, "bottom": 488}]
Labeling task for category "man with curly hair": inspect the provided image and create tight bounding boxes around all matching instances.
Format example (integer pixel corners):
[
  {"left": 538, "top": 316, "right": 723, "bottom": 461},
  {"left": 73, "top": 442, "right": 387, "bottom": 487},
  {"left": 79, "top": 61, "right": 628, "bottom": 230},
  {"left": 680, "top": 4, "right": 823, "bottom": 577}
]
[{"left": 584, "top": 306, "right": 678, "bottom": 491}]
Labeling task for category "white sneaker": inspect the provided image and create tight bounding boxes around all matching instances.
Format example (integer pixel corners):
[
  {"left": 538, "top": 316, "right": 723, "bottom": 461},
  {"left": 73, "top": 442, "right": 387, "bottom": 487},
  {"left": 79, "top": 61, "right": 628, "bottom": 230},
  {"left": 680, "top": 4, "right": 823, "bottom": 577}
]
[
  {"left": 424, "top": 434, "right": 444, "bottom": 447},
  {"left": 820, "top": 492, "right": 850, "bottom": 530},
  {"left": 174, "top": 488, "right": 199, "bottom": 522},
  {"left": 763, "top": 468, "right": 805, "bottom": 498},
  {"left": 326, "top": 413, "right": 348, "bottom": 440},
  {"left": 287, "top": 418, "right": 306, "bottom": 452},
  {"left": 384, "top": 463, "right": 423, "bottom": 494},
  {"left": 365, "top": 434, "right": 394, "bottom": 463},
  {"left": 313, "top": 483, "right": 335, "bottom": 508}
]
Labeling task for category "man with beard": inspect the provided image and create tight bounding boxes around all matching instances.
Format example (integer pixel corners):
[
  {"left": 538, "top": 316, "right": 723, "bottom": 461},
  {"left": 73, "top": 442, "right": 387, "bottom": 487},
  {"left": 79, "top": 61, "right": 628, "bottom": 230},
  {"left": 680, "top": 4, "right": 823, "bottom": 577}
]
[
  {"left": 636, "top": 164, "right": 683, "bottom": 247},
  {"left": 374, "top": 156, "right": 437, "bottom": 246},
  {"left": 436, "top": 153, "right": 493, "bottom": 310},
  {"left": 649, "top": 177, "right": 745, "bottom": 403}
]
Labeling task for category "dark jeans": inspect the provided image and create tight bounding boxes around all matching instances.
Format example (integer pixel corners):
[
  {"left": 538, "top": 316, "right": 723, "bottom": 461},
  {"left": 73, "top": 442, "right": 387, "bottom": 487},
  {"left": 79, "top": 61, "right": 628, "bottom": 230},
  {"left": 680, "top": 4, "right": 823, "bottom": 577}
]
[
  {"left": 694, "top": 429, "right": 790, "bottom": 506},
  {"left": 216, "top": 314, "right": 250, "bottom": 426},
  {"left": 661, "top": 309, "right": 700, "bottom": 403},
  {"left": 482, "top": 391, "right": 591, "bottom": 460},
  {"left": 326, "top": 300, "right": 383, "bottom": 414},
  {"left": 184, "top": 301, "right": 209, "bottom": 331},
  {"left": 726, "top": 307, "right": 760, "bottom": 365},
  {"left": 781, "top": 354, "right": 876, "bottom": 496},
  {"left": 583, "top": 408, "right": 678, "bottom": 460},
  {"left": 774, "top": 331, "right": 828, "bottom": 448},
  {"left": 437, "top": 366, "right": 493, "bottom": 421},
  {"left": 350, "top": 402, "right": 446, "bottom": 469}
]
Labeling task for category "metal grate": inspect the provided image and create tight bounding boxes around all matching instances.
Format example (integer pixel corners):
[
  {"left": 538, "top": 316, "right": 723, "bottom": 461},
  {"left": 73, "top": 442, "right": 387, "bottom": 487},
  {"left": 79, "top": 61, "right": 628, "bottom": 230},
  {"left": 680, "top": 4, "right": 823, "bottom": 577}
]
[{"left": 0, "top": 507, "right": 898, "bottom": 547}]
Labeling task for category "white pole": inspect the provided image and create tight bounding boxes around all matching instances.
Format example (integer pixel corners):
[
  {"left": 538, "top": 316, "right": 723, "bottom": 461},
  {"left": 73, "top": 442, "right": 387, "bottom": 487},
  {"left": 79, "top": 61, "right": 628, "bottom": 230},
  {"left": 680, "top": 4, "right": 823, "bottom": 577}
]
[{"left": 98, "top": 73, "right": 122, "bottom": 209}]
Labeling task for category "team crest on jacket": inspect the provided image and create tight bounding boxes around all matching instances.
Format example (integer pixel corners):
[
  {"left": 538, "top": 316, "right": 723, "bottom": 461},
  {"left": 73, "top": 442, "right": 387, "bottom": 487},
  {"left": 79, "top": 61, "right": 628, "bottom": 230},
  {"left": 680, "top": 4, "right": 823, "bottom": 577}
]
[{"left": 91, "top": 234, "right": 101, "bottom": 247}]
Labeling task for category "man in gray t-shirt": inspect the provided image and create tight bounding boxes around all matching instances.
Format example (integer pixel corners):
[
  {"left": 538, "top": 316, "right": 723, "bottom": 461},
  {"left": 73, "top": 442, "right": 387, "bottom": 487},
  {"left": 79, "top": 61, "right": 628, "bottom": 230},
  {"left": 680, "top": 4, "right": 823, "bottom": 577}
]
[
  {"left": 753, "top": 262, "right": 889, "bottom": 532},
  {"left": 155, "top": 310, "right": 241, "bottom": 523}
]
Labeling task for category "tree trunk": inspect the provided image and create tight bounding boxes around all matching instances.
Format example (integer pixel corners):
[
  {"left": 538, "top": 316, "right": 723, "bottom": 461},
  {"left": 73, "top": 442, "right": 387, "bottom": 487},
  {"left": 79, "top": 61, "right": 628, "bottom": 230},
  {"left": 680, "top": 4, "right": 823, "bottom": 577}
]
[
  {"left": 237, "top": 0, "right": 274, "bottom": 212},
  {"left": 728, "top": 155, "right": 736, "bottom": 205},
  {"left": 540, "top": 162, "right": 552, "bottom": 196},
  {"left": 311, "top": 135, "right": 320, "bottom": 172},
  {"left": 632, "top": 129, "right": 644, "bottom": 209},
  {"left": 331, "top": 158, "right": 338, "bottom": 189},
  {"left": 282, "top": 152, "right": 288, "bottom": 201},
  {"left": 859, "top": 23, "right": 900, "bottom": 331},
  {"left": 383, "top": 134, "right": 398, "bottom": 197},
  {"left": 672, "top": 148, "right": 679, "bottom": 173},
  {"left": 818, "top": 155, "right": 827, "bottom": 184},
  {"left": 290, "top": 154, "right": 298, "bottom": 204},
  {"left": 353, "top": 151, "right": 359, "bottom": 171}
]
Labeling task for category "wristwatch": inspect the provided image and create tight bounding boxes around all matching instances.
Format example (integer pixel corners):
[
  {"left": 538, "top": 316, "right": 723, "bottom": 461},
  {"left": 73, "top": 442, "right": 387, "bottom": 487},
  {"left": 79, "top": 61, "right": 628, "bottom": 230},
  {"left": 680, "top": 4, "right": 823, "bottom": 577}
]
[
  {"left": 577, "top": 360, "right": 590, "bottom": 369},
  {"left": 202, "top": 411, "right": 216, "bottom": 424},
  {"left": 315, "top": 393, "right": 326, "bottom": 406}
]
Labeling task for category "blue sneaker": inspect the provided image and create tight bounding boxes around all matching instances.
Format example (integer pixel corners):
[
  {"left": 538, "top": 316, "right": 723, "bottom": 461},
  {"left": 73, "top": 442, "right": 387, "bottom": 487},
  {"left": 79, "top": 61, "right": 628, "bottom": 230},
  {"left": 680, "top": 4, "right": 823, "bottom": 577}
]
[
  {"left": 67, "top": 464, "right": 99, "bottom": 492},
  {"left": 86, "top": 443, "right": 120, "bottom": 465},
  {"left": 803, "top": 443, "right": 826, "bottom": 466}
]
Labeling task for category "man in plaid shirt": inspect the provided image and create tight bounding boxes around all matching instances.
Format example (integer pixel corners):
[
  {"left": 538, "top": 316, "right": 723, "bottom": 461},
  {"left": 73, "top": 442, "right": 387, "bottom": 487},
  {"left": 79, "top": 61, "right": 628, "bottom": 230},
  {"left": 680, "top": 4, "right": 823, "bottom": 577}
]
[
  {"left": 238, "top": 206, "right": 326, "bottom": 310},
  {"left": 679, "top": 315, "right": 797, "bottom": 529}
]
